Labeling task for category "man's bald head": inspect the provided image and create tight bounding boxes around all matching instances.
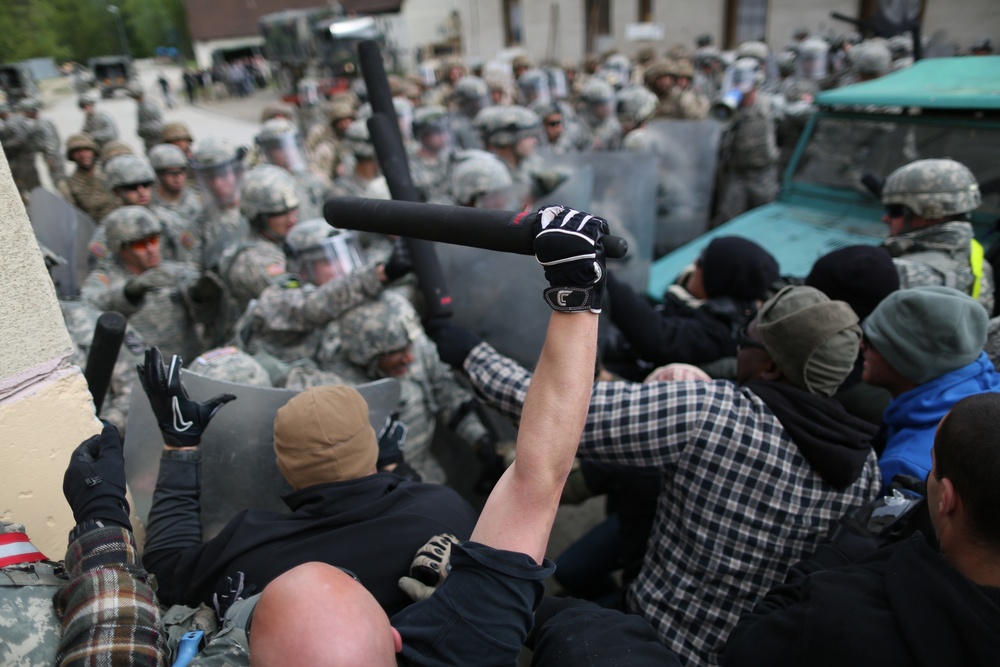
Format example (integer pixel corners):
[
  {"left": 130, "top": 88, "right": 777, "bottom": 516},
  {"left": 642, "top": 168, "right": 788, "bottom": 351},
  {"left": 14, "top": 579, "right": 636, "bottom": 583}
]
[{"left": 249, "top": 562, "right": 401, "bottom": 666}]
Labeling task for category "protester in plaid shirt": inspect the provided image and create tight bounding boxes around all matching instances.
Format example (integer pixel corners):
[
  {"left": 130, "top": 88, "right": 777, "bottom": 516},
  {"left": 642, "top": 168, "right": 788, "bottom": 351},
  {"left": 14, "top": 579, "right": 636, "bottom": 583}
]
[{"left": 432, "top": 284, "right": 883, "bottom": 666}]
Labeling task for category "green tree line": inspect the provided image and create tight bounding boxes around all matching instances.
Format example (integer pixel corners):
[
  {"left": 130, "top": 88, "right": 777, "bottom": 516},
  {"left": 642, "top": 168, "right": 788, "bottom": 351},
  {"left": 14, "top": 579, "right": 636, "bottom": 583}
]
[{"left": 0, "top": 0, "right": 191, "bottom": 64}]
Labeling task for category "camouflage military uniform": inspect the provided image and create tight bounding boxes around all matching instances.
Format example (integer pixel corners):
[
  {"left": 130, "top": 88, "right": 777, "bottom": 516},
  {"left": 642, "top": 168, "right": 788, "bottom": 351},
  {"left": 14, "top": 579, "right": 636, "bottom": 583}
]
[
  {"left": 2, "top": 112, "right": 40, "bottom": 199},
  {"left": 328, "top": 292, "right": 490, "bottom": 484},
  {"left": 884, "top": 221, "right": 995, "bottom": 313},
  {"left": 136, "top": 98, "right": 164, "bottom": 152},
  {"left": 196, "top": 205, "right": 249, "bottom": 271},
  {"left": 90, "top": 205, "right": 201, "bottom": 270},
  {"left": 408, "top": 150, "right": 453, "bottom": 200},
  {"left": 189, "top": 345, "right": 272, "bottom": 386},
  {"left": 27, "top": 115, "right": 65, "bottom": 182},
  {"left": 64, "top": 166, "right": 119, "bottom": 222},
  {"left": 81, "top": 108, "right": 118, "bottom": 149},
  {"left": 218, "top": 232, "right": 287, "bottom": 315},
  {"left": 0, "top": 522, "right": 66, "bottom": 667},
  {"left": 330, "top": 171, "right": 377, "bottom": 198},
  {"left": 291, "top": 170, "right": 329, "bottom": 221},
  {"left": 152, "top": 186, "right": 203, "bottom": 226},
  {"left": 81, "top": 259, "right": 209, "bottom": 361},
  {"left": 716, "top": 93, "right": 781, "bottom": 223},
  {"left": 60, "top": 298, "right": 146, "bottom": 434}
]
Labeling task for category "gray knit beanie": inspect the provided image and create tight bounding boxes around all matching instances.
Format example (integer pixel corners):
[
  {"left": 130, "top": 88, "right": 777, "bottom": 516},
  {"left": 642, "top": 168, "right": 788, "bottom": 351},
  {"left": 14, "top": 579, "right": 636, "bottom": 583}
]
[
  {"left": 757, "top": 285, "right": 861, "bottom": 396},
  {"left": 862, "top": 286, "right": 988, "bottom": 384}
]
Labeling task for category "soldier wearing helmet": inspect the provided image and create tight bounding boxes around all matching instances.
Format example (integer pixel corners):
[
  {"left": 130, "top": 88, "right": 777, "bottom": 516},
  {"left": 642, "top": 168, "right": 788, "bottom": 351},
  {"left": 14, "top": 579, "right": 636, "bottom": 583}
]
[
  {"left": 577, "top": 77, "right": 623, "bottom": 150},
  {"left": 517, "top": 68, "right": 550, "bottom": 106},
  {"left": 81, "top": 206, "right": 222, "bottom": 361},
  {"left": 448, "top": 150, "right": 515, "bottom": 207},
  {"left": 189, "top": 136, "right": 250, "bottom": 270},
  {"left": 1, "top": 98, "right": 40, "bottom": 203},
  {"left": 126, "top": 82, "right": 164, "bottom": 152},
  {"left": 77, "top": 91, "right": 118, "bottom": 150},
  {"left": 881, "top": 159, "right": 993, "bottom": 312},
  {"left": 89, "top": 154, "right": 201, "bottom": 269},
  {"left": 693, "top": 46, "right": 723, "bottom": 99},
  {"left": 255, "top": 118, "right": 330, "bottom": 222},
  {"left": 409, "top": 106, "right": 455, "bottom": 200},
  {"left": 306, "top": 101, "right": 356, "bottom": 185},
  {"left": 511, "top": 53, "right": 534, "bottom": 81},
  {"left": 530, "top": 99, "right": 584, "bottom": 155},
  {"left": 617, "top": 86, "right": 659, "bottom": 138},
  {"left": 476, "top": 105, "right": 545, "bottom": 186},
  {"left": 61, "top": 133, "right": 119, "bottom": 222},
  {"left": 161, "top": 121, "right": 195, "bottom": 159},
  {"left": 219, "top": 165, "right": 301, "bottom": 312},
  {"left": 330, "top": 119, "right": 381, "bottom": 198},
  {"left": 327, "top": 292, "right": 496, "bottom": 484},
  {"left": 100, "top": 139, "right": 135, "bottom": 164},
  {"left": 19, "top": 97, "right": 65, "bottom": 187},
  {"left": 149, "top": 143, "right": 203, "bottom": 225},
  {"left": 852, "top": 41, "right": 892, "bottom": 82},
  {"left": 450, "top": 76, "right": 490, "bottom": 150}
]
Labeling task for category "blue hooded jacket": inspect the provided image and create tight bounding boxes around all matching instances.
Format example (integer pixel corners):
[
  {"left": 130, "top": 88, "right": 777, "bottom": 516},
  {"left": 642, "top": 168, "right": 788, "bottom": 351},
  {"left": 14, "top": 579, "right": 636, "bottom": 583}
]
[{"left": 880, "top": 352, "right": 1000, "bottom": 487}]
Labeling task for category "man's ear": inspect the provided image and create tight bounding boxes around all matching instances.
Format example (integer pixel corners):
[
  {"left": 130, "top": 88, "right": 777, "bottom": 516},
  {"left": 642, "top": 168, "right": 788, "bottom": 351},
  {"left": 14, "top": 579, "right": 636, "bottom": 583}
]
[
  {"left": 759, "top": 358, "right": 783, "bottom": 382},
  {"left": 937, "top": 477, "right": 958, "bottom": 518}
]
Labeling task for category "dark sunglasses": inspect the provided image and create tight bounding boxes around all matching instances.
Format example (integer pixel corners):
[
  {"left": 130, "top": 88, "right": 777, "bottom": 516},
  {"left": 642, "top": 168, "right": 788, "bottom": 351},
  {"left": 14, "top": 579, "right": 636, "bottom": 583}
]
[
  {"left": 738, "top": 326, "right": 766, "bottom": 350},
  {"left": 545, "top": 118, "right": 563, "bottom": 127},
  {"left": 884, "top": 204, "right": 907, "bottom": 218},
  {"left": 122, "top": 181, "right": 154, "bottom": 192}
]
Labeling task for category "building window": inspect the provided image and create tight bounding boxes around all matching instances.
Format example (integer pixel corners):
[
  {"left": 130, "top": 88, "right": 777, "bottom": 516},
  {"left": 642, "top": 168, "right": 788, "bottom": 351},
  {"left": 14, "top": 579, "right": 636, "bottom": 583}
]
[
  {"left": 733, "top": 0, "right": 767, "bottom": 43},
  {"left": 586, "top": 0, "right": 611, "bottom": 52},
  {"left": 638, "top": 0, "right": 653, "bottom": 23},
  {"left": 503, "top": 0, "right": 523, "bottom": 46}
]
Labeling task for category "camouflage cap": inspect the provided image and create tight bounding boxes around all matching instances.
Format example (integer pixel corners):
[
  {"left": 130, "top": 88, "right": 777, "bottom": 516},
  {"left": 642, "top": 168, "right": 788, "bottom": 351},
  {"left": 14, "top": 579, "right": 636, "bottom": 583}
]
[
  {"left": 882, "top": 158, "right": 981, "bottom": 219},
  {"left": 736, "top": 40, "right": 770, "bottom": 62},
  {"left": 616, "top": 86, "right": 658, "bottom": 126},
  {"left": 667, "top": 57, "right": 695, "bottom": 78},
  {"left": 328, "top": 101, "right": 355, "bottom": 122},
  {"left": 256, "top": 117, "right": 299, "bottom": 144},
  {"left": 100, "top": 139, "right": 135, "bottom": 163},
  {"left": 340, "top": 298, "right": 413, "bottom": 367},
  {"left": 66, "top": 133, "right": 98, "bottom": 159},
  {"left": 16, "top": 97, "right": 42, "bottom": 113},
  {"left": 78, "top": 91, "right": 98, "bottom": 108},
  {"left": 190, "top": 346, "right": 272, "bottom": 387},
  {"left": 161, "top": 121, "right": 194, "bottom": 143},
  {"left": 342, "top": 119, "right": 375, "bottom": 159},
  {"left": 412, "top": 105, "right": 449, "bottom": 135},
  {"left": 476, "top": 105, "right": 540, "bottom": 147},
  {"left": 512, "top": 54, "right": 534, "bottom": 70},
  {"left": 853, "top": 41, "right": 892, "bottom": 77},
  {"left": 148, "top": 143, "right": 189, "bottom": 171},
  {"left": 694, "top": 46, "right": 721, "bottom": 67},
  {"left": 240, "top": 164, "right": 299, "bottom": 222},
  {"left": 580, "top": 77, "right": 615, "bottom": 103},
  {"left": 260, "top": 102, "right": 296, "bottom": 123},
  {"left": 190, "top": 136, "right": 243, "bottom": 170},
  {"left": 449, "top": 151, "right": 513, "bottom": 205},
  {"left": 453, "top": 75, "right": 489, "bottom": 100},
  {"left": 104, "top": 205, "right": 162, "bottom": 251},
  {"left": 637, "top": 46, "right": 657, "bottom": 63},
  {"left": 104, "top": 154, "right": 156, "bottom": 190},
  {"left": 643, "top": 60, "right": 673, "bottom": 87}
]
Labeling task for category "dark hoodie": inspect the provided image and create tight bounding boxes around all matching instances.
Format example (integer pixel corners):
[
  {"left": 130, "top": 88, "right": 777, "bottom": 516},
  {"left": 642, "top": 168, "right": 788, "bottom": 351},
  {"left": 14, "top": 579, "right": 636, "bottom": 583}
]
[{"left": 726, "top": 532, "right": 1000, "bottom": 667}]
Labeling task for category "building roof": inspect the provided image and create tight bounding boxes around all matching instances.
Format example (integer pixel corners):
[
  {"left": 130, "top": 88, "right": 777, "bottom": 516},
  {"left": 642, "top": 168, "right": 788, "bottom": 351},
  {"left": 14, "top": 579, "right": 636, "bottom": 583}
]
[
  {"left": 185, "top": 0, "right": 400, "bottom": 42},
  {"left": 816, "top": 56, "right": 1000, "bottom": 110}
]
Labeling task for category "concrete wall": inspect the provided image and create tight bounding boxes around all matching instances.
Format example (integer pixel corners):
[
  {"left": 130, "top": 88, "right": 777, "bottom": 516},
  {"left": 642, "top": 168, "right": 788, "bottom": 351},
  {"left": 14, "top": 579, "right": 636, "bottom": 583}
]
[
  {"left": 0, "top": 151, "right": 102, "bottom": 559},
  {"left": 767, "top": 0, "right": 857, "bottom": 49},
  {"left": 923, "top": 2, "right": 1000, "bottom": 53}
]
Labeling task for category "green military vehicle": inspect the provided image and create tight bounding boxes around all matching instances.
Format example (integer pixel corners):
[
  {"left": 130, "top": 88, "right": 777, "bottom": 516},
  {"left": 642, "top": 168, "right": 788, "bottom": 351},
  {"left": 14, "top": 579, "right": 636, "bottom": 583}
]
[
  {"left": 647, "top": 56, "right": 1000, "bottom": 300},
  {"left": 88, "top": 55, "right": 136, "bottom": 98}
]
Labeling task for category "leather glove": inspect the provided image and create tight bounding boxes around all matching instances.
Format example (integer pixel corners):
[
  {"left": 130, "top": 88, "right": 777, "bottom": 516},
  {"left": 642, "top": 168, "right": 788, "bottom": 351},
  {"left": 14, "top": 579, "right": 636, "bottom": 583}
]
[
  {"left": 62, "top": 423, "right": 131, "bottom": 529},
  {"left": 530, "top": 205, "right": 609, "bottom": 313},
  {"left": 376, "top": 412, "right": 408, "bottom": 470},
  {"left": 383, "top": 237, "right": 413, "bottom": 283},
  {"left": 124, "top": 268, "right": 175, "bottom": 304},
  {"left": 136, "top": 347, "right": 236, "bottom": 448},
  {"left": 424, "top": 317, "right": 482, "bottom": 370},
  {"left": 187, "top": 272, "right": 225, "bottom": 304},
  {"left": 398, "top": 533, "right": 460, "bottom": 602}
]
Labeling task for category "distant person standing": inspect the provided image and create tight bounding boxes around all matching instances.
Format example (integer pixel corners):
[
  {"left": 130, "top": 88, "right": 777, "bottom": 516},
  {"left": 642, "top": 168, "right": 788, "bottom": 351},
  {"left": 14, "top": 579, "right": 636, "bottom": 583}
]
[
  {"left": 157, "top": 71, "right": 175, "bottom": 109},
  {"left": 182, "top": 68, "right": 198, "bottom": 105}
]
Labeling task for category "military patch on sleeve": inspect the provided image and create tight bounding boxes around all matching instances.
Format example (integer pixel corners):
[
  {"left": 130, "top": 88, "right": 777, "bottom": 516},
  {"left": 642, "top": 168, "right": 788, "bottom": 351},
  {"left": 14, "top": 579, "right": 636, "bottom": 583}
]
[
  {"left": 89, "top": 240, "right": 107, "bottom": 259},
  {"left": 180, "top": 230, "right": 196, "bottom": 249},
  {"left": 266, "top": 262, "right": 286, "bottom": 277},
  {"left": 96, "top": 273, "right": 111, "bottom": 286}
]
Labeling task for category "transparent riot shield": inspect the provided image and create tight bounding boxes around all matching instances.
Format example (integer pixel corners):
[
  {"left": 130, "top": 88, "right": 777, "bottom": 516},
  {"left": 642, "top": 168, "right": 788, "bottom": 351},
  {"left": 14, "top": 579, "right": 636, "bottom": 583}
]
[
  {"left": 125, "top": 372, "right": 400, "bottom": 540},
  {"left": 639, "top": 120, "right": 723, "bottom": 255},
  {"left": 27, "top": 187, "right": 96, "bottom": 297},
  {"left": 537, "top": 152, "right": 657, "bottom": 293}
]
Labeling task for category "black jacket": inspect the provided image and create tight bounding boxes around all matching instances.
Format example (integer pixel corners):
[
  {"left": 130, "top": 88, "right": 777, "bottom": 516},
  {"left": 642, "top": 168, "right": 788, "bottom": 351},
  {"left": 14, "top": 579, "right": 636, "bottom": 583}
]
[
  {"left": 726, "top": 533, "right": 1000, "bottom": 667},
  {"left": 143, "top": 455, "right": 477, "bottom": 615}
]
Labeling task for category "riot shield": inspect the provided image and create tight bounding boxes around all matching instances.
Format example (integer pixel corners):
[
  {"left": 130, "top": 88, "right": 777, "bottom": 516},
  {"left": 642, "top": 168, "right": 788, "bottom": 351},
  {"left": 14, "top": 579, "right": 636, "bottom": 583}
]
[
  {"left": 640, "top": 120, "right": 722, "bottom": 256},
  {"left": 538, "top": 152, "right": 657, "bottom": 293},
  {"left": 27, "top": 187, "right": 96, "bottom": 297},
  {"left": 124, "top": 372, "right": 400, "bottom": 540}
]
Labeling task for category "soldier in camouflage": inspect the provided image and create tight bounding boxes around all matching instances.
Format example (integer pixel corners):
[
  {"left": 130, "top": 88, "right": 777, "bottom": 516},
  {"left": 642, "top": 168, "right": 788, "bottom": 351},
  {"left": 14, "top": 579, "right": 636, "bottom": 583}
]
[
  {"left": 1, "top": 100, "right": 39, "bottom": 204},
  {"left": 219, "top": 165, "right": 299, "bottom": 314},
  {"left": 408, "top": 106, "right": 454, "bottom": 200},
  {"left": 450, "top": 76, "right": 489, "bottom": 150},
  {"left": 255, "top": 118, "right": 330, "bottom": 222},
  {"left": 127, "top": 82, "right": 164, "bottom": 153},
  {"left": 693, "top": 46, "right": 724, "bottom": 99},
  {"left": 306, "top": 101, "right": 355, "bottom": 186},
  {"left": 89, "top": 154, "right": 201, "bottom": 269},
  {"left": 78, "top": 92, "right": 118, "bottom": 150},
  {"left": 190, "top": 345, "right": 273, "bottom": 386},
  {"left": 618, "top": 86, "right": 659, "bottom": 144},
  {"left": 447, "top": 150, "right": 514, "bottom": 207},
  {"left": 329, "top": 120, "right": 393, "bottom": 259},
  {"left": 150, "top": 143, "right": 203, "bottom": 224},
  {"left": 576, "top": 78, "right": 623, "bottom": 150},
  {"left": 190, "top": 137, "right": 249, "bottom": 270},
  {"left": 19, "top": 97, "right": 66, "bottom": 186},
  {"left": 328, "top": 292, "right": 494, "bottom": 484},
  {"left": 60, "top": 133, "right": 119, "bottom": 222},
  {"left": 162, "top": 121, "right": 195, "bottom": 159},
  {"left": 81, "top": 206, "right": 222, "bottom": 361},
  {"left": 881, "top": 158, "right": 994, "bottom": 313},
  {"left": 531, "top": 99, "right": 585, "bottom": 154},
  {"left": 476, "top": 105, "right": 545, "bottom": 187},
  {"left": 100, "top": 138, "right": 136, "bottom": 164}
]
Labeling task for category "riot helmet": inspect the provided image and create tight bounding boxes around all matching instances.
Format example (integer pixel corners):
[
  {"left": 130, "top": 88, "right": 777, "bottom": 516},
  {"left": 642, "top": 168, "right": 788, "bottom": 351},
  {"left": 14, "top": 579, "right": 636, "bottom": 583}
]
[
  {"left": 797, "top": 37, "right": 829, "bottom": 80},
  {"left": 518, "top": 68, "right": 550, "bottom": 105},
  {"left": 240, "top": 164, "right": 300, "bottom": 238},
  {"left": 453, "top": 76, "right": 490, "bottom": 118},
  {"left": 148, "top": 144, "right": 188, "bottom": 172},
  {"left": 579, "top": 78, "right": 616, "bottom": 122},
  {"left": 412, "top": 105, "right": 452, "bottom": 154},
  {"left": 342, "top": 119, "right": 376, "bottom": 160},
  {"left": 881, "top": 159, "right": 981, "bottom": 221},
  {"left": 190, "top": 136, "right": 247, "bottom": 208},
  {"left": 104, "top": 155, "right": 156, "bottom": 198},
  {"left": 285, "top": 219, "right": 367, "bottom": 286},
  {"left": 104, "top": 206, "right": 162, "bottom": 253},
  {"left": 449, "top": 150, "right": 514, "bottom": 207},
  {"left": 616, "top": 86, "right": 658, "bottom": 133},
  {"left": 256, "top": 118, "right": 308, "bottom": 174}
]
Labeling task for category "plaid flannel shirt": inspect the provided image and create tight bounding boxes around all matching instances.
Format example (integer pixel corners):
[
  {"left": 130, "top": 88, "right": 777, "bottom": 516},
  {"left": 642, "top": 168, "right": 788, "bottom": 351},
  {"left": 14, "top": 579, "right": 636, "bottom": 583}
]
[
  {"left": 465, "top": 342, "right": 881, "bottom": 666},
  {"left": 54, "top": 526, "right": 166, "bottom": 667}
]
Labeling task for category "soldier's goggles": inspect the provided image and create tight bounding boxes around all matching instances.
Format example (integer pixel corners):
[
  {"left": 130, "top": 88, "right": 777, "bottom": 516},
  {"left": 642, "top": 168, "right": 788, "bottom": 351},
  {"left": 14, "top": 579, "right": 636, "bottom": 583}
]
[
  {"left": 128, "top": 235, "right": 160, "bottom": 251},
  {"left": 122, "top": 181, "right": 155, "bottom": 192}
]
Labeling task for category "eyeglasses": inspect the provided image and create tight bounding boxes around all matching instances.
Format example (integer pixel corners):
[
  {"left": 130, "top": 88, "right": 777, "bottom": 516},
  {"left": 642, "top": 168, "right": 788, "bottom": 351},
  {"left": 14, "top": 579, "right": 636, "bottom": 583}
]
[
  {"left": 545, "top": 118, "right": 563, "bottom": 127},
  {"left": 884, "top": 204, "right": 907, "bottom": 218},
  {"left": 122, "top": 181, "right": 154, "bottom": 192},
  {"left": 738, "top": 326, "right": 766, "bottom": 350},
  {"left": 128, "top": 235, "right": 159, "bottom": 251}
]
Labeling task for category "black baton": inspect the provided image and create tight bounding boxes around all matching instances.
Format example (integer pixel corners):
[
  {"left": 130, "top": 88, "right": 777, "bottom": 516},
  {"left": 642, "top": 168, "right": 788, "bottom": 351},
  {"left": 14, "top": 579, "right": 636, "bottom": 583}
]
[{"left": 84, "top": 311, "right": 126, "bottom": 415}]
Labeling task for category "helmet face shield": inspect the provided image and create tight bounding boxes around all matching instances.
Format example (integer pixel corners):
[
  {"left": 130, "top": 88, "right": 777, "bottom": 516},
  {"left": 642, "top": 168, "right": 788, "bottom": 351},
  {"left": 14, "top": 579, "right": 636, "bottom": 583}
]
[
  {"left": 289, "top": 231, "right": 367, "bottom": 286},
  {"left": 195, "top": 161, "right": 244, "bottom": 208},
  {"left": 257, "top": 132, "right": 307, "bottom": 174}
]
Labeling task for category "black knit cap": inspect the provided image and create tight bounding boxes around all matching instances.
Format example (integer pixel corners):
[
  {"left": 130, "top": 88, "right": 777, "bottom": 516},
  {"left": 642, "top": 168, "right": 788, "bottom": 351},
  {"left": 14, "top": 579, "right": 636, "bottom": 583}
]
[
  {"left": 699, "top": 236, "right": 779, "bottom": 301},
  {"left": 805, "top": 245, "right": 900, "bottom": 321}
]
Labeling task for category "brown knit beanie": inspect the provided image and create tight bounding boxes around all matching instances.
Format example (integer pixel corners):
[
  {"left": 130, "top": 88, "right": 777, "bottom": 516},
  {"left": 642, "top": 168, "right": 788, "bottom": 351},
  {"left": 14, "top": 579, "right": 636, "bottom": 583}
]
[
  {"left": 757, "top": 285, "right": 861, "bottom": 396},
  {"left": 273, "top": 385, "right": 378, "bottom": 490}
]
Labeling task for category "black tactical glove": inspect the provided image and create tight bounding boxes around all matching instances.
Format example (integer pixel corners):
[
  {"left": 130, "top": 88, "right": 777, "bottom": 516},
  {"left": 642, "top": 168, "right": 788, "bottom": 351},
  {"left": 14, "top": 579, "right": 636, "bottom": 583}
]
[
  {"left": 376, "top": 412, "right": 408, "bottom": 470},
  {"left": 123, "top": 268, "right": 175, "bottom": 304},
  {"left": 383, "top": 237, "right": 413, "bottom": 283},
  {"left": 62, "top": 423, "right": 131, "bottom": 529},
  {"left": 136, "top": 347, "right": 236, "bottom": 448},
  {"left": 398, "top": 533, "right": 460, "bottom": 602},
  {"left": 530, "top": 205, "right": 609, "bottom": 313},
  {"left": 187, "top": 272, "right": 225, "bottom": 304},
  {"left": 424, "top": 317, "right": 482, "bottom": 370},
  {"left": 212, "top": 571, "right": 257, "bottom": 624}
]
